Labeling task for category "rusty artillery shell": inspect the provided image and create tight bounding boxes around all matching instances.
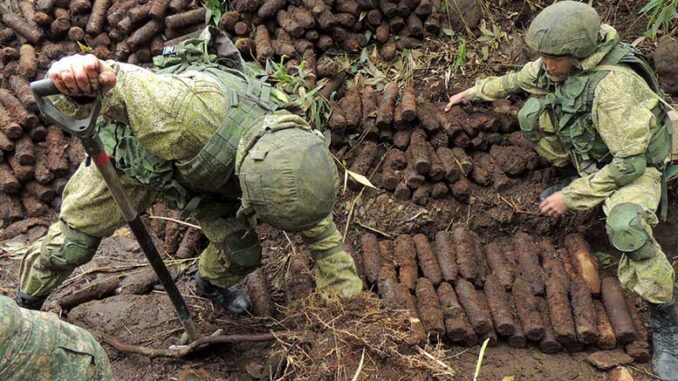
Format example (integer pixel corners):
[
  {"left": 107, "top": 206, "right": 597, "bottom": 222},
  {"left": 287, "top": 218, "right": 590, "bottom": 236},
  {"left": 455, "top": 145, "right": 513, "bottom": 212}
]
[
  {"left": 536, "top": 296, "right": 562, "bottom": 353},
  {"left": 452, "top": 226, "right": 487, "bottom": 286},
  {"left": 360, "top": 233, "right": 381, "bottom": 285},
  {"left": 484, "top": 242, "right": 513, "bottom": 290},
  {"left": 512, "top": 277, "right": 545, "bottom": 341},
  {"left": 437, "top": 281, "right": 476, "bottom": 345},
  {"left": 513, "top": 232, "right": 545, "bottom": 295},
  {"left": 415, "top": 277, "right": 446, "bottom": 336},
  {"left": 413, "top": 233, "right": 442, "bottom": 285},
  {"left": 570, "top": 276, "right": 600, "bottom": 344},
  {"left": 564, "top": 233, "right": 601, "bottom": 295},
  {"left": 394, "top": 234, "right": 417, "bottom": 291},
  {"left": 624, "top": 298, "right": 650, "bottom": 362},
  {"left": 433, "top": 230, "right": 457, "bottom": 282},
  {"left": 484, "top": 273, "right": 517, "bottom": 336},
  {"left": 594, "top": 300, "right": 617, "bottom": 350},
  {"left": 545, "top": 271, "right": 577, "bottom": 345},
  {"left": 601, "top": 277, "right": 638, "bottom": 344},
  {"left": 455, "top": 278, "right": 492, "bottom": 335}
]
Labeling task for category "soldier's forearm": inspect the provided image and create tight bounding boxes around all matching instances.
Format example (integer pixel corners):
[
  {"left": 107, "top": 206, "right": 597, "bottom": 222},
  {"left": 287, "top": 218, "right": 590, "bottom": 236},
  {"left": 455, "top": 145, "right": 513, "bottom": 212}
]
[{"left": 561, "top": 167, "right": 619, "bottom": 210}]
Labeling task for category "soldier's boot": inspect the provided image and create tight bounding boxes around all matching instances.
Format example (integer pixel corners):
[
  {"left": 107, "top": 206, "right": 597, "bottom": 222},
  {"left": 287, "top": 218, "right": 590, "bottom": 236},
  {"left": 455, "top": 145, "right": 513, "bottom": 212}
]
[
  {"left": 539, "top": 176, "right": 577, "bottom": 201},
  {"left": 650, "top": 291, "right": 678, "bottom": 381},
  {"left": 313, "top": 250, "right": 363, "bottom": 298},
  {"left": 14, "top": 291, "right": 47, "bottom": 310},
  {"left": 195, "top": 273, "right": 251, "bottom": 314}
]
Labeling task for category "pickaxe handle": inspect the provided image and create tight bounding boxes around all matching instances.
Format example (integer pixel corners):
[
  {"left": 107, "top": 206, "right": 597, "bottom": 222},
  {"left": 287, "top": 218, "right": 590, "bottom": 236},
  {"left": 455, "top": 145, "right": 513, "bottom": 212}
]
[{"left": 31, "top": 79, "right": 198, "bottom": 342}]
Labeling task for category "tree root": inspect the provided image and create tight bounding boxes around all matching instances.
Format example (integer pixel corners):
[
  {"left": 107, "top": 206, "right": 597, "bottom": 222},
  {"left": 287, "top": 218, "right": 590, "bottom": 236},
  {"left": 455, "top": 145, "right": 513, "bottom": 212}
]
[{"left": 100, "top": 331, "right": 298, "bottom": 358}]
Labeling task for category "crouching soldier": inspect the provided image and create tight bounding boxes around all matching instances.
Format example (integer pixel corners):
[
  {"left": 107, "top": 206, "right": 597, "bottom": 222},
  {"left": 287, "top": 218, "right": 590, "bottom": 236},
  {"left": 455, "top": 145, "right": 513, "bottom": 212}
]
[
  {"left": 445, "top": 2, "right": 677, "bottom": 379},
  {"left": 16, "top": 28, "right": 362, "bottom": 315}
]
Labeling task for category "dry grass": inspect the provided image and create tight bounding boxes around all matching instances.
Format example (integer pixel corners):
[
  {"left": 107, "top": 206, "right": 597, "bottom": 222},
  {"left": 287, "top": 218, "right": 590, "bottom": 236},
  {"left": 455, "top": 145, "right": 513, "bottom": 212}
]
[{"left": 268, "top": 291, "right": 459, "bottom": 380}]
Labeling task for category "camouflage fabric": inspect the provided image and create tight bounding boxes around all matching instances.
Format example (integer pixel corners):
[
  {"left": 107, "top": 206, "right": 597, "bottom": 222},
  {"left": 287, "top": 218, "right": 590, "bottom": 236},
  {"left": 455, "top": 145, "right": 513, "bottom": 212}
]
[
  {"left": 470, "top": 24, "right": 675, "bottom": 303},
  {"left": 21, "top": 56, "right": 362, "bottom": 299},
  {"left": 0, "top": 294, "right": 113, "bottom": 381},
  {"left": 301, "top": 215, "right": 362, "bottom": 298},
  {"left": 525, "top": 1, "right": 601, "bottom": 58},
  {"left": 472, "top": 24, "right": 663, "bottom": 209},
  {"left": 601, "top": 170, "right": 675, "bottom": 304},
  {"left": 20, "top": 162, "right": 155, "bottom": 298},
  {"left": 238, "top": 117, "right": 340, "bottom": 232}
]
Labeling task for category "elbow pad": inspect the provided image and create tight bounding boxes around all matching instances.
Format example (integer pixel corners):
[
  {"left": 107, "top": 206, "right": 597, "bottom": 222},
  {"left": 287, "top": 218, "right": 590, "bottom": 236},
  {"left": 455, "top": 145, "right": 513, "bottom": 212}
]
[{"left": 609, "top": 155, "right": 647, "bottom": 187}]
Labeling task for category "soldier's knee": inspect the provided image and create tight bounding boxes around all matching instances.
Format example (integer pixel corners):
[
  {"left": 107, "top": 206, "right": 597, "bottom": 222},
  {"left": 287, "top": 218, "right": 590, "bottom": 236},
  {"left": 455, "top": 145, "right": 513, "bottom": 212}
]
[
  {"left": 606, "top": 203, "right": 657, "bottom": 261},
  {"left": 42, "top": 221, "right": 101, "bottom": 271},
  {"left": 226, "top": 231, "right": 262, "bottom": 275}
]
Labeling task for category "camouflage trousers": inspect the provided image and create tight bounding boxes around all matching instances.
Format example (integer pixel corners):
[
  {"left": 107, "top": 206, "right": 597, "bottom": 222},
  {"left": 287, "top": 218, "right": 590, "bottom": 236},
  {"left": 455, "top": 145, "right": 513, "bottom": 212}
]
[
  {"left": 19, "top": 161, "right": 260, "bottom": 297},
  {"left": 604, "top": 168, "right": 675, "bottom": 304},
  {"left": 0, "top": 295, "right": 113, "bottom": 381}
]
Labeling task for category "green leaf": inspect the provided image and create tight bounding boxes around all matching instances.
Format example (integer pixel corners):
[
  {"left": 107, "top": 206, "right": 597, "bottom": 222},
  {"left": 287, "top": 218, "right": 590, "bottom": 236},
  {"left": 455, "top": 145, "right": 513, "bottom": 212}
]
[
  {"left": 594, "top": 251, "right": 616, "bottom": 268},
  {"left": 360, "top": 47, "right": 369, "bottom": 63},
  {"left": 346, "top": 170, "right": 378, "bottom": 189},
  {"left": 442, "top": 28, "right": 454, "bottom": 37},
  {"left": 77, "top": 41, "right": 92, "bottom": 52}
]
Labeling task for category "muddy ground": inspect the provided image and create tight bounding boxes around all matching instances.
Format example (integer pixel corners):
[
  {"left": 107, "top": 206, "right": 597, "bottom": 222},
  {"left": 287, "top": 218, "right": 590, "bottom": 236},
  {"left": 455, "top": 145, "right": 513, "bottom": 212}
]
[{"left": 1, "top": 0, "right": 677, "bottom": 380}]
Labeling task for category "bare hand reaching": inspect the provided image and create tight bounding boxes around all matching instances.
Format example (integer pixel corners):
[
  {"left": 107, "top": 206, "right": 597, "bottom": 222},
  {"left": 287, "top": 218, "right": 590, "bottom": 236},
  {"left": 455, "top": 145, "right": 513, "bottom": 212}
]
[
  {"left": 47, "top": 54, "right": 116, "bottom": 97},
  {"left": 444, "top": 88, "right": 474, "bottom": 112}
]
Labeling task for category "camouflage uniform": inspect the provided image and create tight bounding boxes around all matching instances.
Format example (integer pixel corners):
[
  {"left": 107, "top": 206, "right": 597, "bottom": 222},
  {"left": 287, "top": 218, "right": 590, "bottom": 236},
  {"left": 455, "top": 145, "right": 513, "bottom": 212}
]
[
  {"left": 470, "top": 23, "right": 675, "bottom": 304},
  {"left": 0, "top": 294, "right": 113, "bottom": 381},
  {"left": 19, "top": 30, "right": 362, "bottom": 307}
]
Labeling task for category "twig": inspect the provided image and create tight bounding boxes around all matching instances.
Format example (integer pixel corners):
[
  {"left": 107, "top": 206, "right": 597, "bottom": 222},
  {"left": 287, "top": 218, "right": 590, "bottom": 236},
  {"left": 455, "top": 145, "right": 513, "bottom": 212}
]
[
  {"left": 415, "top": 346, "right": 455, "bottom": 376},
  {"left": 100, "top": 331, "right": 298, "bottom": 358},
  {"left": 148, "top": 215, "right": 201, "bottom": 229},
  {"left": 351, "top": 347, "right": 366, "bottom": 381},
  {"left": 629, "top": 365, "right": 662, "bottom": 380},
  {"left": 354, "top": 221, "right": 393, "bottom": 239}
]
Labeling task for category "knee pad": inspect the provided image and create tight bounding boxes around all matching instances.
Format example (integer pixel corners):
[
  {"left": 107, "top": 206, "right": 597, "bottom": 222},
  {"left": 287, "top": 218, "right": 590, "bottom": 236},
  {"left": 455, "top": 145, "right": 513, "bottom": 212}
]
[
  {"left": 225, "top": 230, "right": 262, "bottom": 274},
  {"left": 44, "top": 221, "right": 101, "bottom": 271},
  {"left": 606, "top": 203, "right": 656, "bottom": 260}
]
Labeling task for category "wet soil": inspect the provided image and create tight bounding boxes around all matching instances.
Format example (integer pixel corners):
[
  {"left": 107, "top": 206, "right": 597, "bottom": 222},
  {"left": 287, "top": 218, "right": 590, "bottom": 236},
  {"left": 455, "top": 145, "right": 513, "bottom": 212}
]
[{"left": 0, "top": 1, "right": 675, "bottom": 380}]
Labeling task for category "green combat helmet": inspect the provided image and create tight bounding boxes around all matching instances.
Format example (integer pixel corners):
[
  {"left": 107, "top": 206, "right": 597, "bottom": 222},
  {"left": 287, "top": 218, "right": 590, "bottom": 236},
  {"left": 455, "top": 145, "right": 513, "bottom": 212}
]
[
  {"left": 525, "top": 1, "right": 601, "bottom": 58},
  {"left": 238, "top": 114, "right": 340, "bottom": 232}
]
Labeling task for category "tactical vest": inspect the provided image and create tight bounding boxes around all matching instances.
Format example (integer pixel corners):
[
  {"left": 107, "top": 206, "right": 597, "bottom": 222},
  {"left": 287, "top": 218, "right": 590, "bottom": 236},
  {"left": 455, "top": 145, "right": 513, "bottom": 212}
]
[
  {"left": 99, "top": 28, "right": 303, "bottom": 218},
  {"left": 533, "top": 42, "right": 671, "bottom": 171}
]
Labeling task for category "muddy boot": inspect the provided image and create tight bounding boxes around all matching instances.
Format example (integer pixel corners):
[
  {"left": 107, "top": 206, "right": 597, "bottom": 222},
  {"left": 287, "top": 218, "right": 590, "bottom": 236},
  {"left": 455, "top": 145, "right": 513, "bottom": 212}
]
[
  {"left": 650, "top": 298, "right": 678, "bottom": 381},
  {"left": 195, "top": 273, "right": 251, "bottom": 315},
  {"left": 15, "top": 291, "right": 47, "bottom": 311},
  {"left": 539, "top": 176, "right": 577, "bottom": 201}
]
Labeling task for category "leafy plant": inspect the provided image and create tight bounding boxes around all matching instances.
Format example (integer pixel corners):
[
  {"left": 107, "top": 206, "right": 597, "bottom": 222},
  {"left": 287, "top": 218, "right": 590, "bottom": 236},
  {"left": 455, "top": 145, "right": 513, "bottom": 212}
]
[
  {"left": 453, "top": 38, "right": 467, "bottom": 71},
  {"left": 264, "top": 58, "right": 332, "bottom": 131},
  {"left": 477, "top": 19, "right": 507, "bottom": 61},
  {"left": 594, "top": 251, "right": 616, "bottom": 269},
  {"left": 640, "top": 0, "right": 678, "bottom": 38},
  {"left": 204, "top": 0, "right": 227, "bottom": 26}
]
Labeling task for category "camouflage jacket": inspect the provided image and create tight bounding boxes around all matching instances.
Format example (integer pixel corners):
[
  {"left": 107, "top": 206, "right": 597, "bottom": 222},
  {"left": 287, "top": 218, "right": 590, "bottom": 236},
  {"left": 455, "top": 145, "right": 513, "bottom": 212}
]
[
  {"left": 0, "top": 295, "right": 113, "bottom": 381},
  {"left": 471, "top": 24, "right": 663, "bottom": 210},
  {"left": 51, "top": 61, "right": 344, "bottom": 260}
]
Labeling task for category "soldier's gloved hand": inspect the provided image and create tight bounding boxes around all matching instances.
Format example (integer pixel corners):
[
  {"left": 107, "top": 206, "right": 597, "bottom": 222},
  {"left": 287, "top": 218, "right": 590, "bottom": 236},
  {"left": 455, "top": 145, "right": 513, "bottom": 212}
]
[
  {"left": 444, "top": 88, "right": 474, "bottom": 112},
  {"left": 47, "top": 54, "right": 116, "bottom": 97}
]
